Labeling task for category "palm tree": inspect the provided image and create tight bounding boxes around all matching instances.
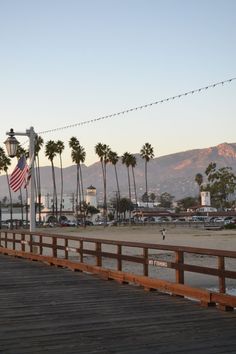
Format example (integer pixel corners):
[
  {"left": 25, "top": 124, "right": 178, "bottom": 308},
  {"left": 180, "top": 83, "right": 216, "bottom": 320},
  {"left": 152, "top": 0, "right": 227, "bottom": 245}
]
[
  {"left": 108, "top": 150, "right": 120, "bottom": 199},
  {"left": 0, "top": 149, "right": 12, "bottom": 228},
  {"left": 56, "top": 140, "right": 65, "bottom": 221},
  {"left": 95, "top": 143, "right": 110, "bottom": 224},
  {"left": 35, "top": 136, "right": 44, "bottom": 223},
  {"left": 45, "top": 140, "right": 58, "bottom": 220},
  {"left": 122, "top": 152, "right": 133, "bottom": 221},
  {"left": 108, "top": 150, "right": 120, "bottom": 221},
  {"left": 69, "top": 137, "right": 86, "bottom": 225},
  {"left": 69, "top": 137, "right": 80, "bottom": 224},
  {"left": 121, "top": 152, "right": 132, "bottom": 202},
  {"left": 130, "top": 154, "right": 138, "bottom": 207},
  {"left": 140, "top": 143, "right": 154, "bottom": 206},
  {"left": 195, "top": 173, "right": 203, "bottom": 204}
]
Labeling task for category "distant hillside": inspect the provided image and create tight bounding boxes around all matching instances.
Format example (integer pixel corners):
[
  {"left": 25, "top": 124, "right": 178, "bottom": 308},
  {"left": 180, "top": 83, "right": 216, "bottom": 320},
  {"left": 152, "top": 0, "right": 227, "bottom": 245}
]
[{"left": 1, "top": 142, "right": 236, "bottom": 202}]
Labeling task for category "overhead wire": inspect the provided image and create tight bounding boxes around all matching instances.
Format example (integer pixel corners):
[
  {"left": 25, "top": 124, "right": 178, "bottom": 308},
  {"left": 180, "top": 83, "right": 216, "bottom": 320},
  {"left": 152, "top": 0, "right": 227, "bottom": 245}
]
[{"left": 38, "top": 77, "right": 236, "bottom": 136}]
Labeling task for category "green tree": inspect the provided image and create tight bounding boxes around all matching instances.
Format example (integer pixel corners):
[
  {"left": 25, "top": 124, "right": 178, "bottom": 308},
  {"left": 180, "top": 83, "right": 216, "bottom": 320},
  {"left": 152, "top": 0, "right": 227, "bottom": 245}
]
[
  {"left": 86, "top": 205, "right": 100, "bottom": 216},
  {"left": 149, "top": 193, "right": 156, "bottom": 204},
  {"left": 140, "top": 143, "right": 154, "bottom": 206},
  {"left": 204, "top": 163, "right": 236, "bottom": 209},
  {"left": 117, "top": 197, "right": 134, "bottom": 220},
  {"left": 141, "top": 192, "right": 149, "bottom": 203},
  {"left": 159, "top": 192, "right": 174, "bottom": 209},
  {"left": 177, "top": 196, "right": 198, "bottom": 211}
]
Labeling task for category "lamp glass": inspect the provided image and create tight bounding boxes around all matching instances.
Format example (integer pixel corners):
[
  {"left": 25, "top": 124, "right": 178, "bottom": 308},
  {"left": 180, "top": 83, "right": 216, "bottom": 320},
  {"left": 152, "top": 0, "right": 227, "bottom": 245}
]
[{"left": 4, "top": 136, "right": 19, "bottom": 158}]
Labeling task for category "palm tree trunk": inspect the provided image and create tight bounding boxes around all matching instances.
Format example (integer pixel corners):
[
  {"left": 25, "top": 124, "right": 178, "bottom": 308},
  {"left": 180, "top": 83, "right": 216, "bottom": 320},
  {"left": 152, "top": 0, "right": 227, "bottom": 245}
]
[
  {"left": 77, "top": 164, "right": 82, "bottom": 219},
  {"left": 79, "top": 164, "right": 86, "bottom": 227},
  {"left": 114, "top": 165, "right": 120, "bottom": 200},
  {"left": 76, "top": 164, "right": 80, "bottom": 226},
  {"left": 100, "top": 160, "right": 106, "bottom": 223},
  {"left": 132, "top": 166, "right": 138, "bottom": 207},
  {"left": 114, "top": 165, "right": 120, "bottom": 221},
  {"left": 6, "top": 172, "right": 13, "bottom": 229},
  {"left": 59, "top": 154, "right": 63, "bottom": 221},
  {"left": 104, "top": 162, "right": 107, "bottom": 224},
  {"left": 127, "top": 167, "right": 131, "bottom": 221},
  {"left": 51, "top": 161, "right": 57, "bottom": 221},
  {"left": 145, "top": 160, "right": 148, "bottom": 206}
]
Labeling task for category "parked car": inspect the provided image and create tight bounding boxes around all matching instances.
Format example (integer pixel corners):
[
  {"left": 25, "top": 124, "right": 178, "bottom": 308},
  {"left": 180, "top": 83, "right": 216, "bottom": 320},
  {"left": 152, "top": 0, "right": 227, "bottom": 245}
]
[
  {"left": 85, "top": 220, "right": 94, "bottom": 226},
  {"left": 60, "top": 220, "right": 76, "bottom": 227}
]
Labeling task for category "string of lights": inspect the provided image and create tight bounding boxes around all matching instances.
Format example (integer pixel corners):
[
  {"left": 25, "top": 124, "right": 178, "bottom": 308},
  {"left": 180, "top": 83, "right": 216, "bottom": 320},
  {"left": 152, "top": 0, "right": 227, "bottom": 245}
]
[{"left": 37, "top": 77, "right": 234, "bottom": 135}]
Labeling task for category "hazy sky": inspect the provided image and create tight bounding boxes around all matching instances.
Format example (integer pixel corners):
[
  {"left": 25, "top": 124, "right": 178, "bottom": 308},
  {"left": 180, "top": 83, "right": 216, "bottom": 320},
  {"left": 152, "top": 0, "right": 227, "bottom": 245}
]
[{"left": 1, "top": 0, "right": 235, "bottom": 169}]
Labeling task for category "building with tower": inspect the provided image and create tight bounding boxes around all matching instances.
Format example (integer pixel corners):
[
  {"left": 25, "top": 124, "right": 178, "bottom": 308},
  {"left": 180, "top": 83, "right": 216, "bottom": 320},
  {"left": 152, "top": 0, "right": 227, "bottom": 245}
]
[{"left": 85, "top": 185, "right": 97, "bottom": 208}]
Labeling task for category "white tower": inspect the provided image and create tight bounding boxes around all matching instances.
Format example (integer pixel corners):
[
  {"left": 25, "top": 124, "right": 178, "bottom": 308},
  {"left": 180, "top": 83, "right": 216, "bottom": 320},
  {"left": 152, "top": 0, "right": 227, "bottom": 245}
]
[
  {"left": 201, "top": 191, "right": 211, "bottom": 206},
  {"left": 85, "top": 185, "right": 97, "bottom": 208}
]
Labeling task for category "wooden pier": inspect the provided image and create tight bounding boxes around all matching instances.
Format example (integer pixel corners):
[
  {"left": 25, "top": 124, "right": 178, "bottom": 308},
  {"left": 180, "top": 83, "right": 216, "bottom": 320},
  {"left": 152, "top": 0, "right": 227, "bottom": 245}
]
[
  {"left": 0, "top": 253, "right": 236, "bottom": 353},
  {"left": 1, "top": 229, "right": 236, "bottom": 353}
]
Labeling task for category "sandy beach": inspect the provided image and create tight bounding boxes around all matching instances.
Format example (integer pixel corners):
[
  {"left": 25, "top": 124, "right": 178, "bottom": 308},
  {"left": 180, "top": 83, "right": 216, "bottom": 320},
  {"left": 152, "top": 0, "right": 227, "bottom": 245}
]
[
  {"left": 51, "top": 223, "right": 236, "bottom": 250},
  {"left": 44, "top": 224, "right": 236, "bottom": 293}
]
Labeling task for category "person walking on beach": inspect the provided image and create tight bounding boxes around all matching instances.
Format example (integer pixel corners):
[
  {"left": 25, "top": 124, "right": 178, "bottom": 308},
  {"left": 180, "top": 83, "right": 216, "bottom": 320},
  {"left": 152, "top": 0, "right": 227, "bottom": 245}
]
[{"left": 160, "top": 228, "right": 166, "bottom": 240}]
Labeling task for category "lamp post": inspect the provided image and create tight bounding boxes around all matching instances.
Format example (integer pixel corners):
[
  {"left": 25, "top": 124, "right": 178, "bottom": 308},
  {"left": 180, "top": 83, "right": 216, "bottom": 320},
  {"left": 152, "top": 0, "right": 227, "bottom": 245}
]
[{"left": 4, "top": 127, "right": 36, "bottom": 232}]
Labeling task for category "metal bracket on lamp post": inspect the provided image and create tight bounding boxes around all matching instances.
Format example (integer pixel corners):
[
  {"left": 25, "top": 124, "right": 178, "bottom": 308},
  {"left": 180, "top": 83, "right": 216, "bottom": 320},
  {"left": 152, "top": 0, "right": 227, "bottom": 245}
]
[{"left": 5, "top": 127, "right": 37, "bottom": 232}]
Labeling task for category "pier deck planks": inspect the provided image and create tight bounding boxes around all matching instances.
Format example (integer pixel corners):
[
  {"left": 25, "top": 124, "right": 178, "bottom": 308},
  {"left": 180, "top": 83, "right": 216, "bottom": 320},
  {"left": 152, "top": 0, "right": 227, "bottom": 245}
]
[{"left": 0, "top": 254, "right": 236, "bottom": 354}]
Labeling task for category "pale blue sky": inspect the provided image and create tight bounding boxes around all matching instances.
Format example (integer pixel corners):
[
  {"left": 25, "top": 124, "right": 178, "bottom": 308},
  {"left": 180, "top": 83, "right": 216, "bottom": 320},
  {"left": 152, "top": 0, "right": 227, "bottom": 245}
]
[{"left": 1, "top": 0, "right": 235, "bottom": 168}]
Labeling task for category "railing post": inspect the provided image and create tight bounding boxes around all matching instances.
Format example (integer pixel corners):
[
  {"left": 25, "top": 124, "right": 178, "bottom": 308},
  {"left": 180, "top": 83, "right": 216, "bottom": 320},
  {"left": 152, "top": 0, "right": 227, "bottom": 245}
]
[
  {"left": 80, "top": 240, "right": 83, "bottom": 263},
  {"left": 117, "top": 244, "right": 122, "bottom": 271},
  {"left": 175, "top": 250, "right": 184, "bottom": 284},
  {"left": 4, "top": 231, "right": 7, "bottom": 248},
  {"left": 31, "top": 234, "right": 39, "bottom": 254},
  {"left": 96, "top": 242, "right": 102, "bottom": 267},
  {"left": 30, "top": 234, "right": 33, "bottom": 253},
  {"left": 52, "top": 237, "right": 57, "bottom": 258},
  {"left": 65, "top": 238, "right": 68, "bottom": 260},
  {"left": 22, "top": 234, "right": 25, "bottom": 252},
  {"left": 218, "top": 256, "right": 226, "bottom": 293},
  {"left": 143, "top": 248, "right": 149, "bottom": 276},
  {"left": 13, "top": 232, "right": 16, "bottom": 250},
  {"left": 39, "top": 235, "right": 43, "bottom": 255}
]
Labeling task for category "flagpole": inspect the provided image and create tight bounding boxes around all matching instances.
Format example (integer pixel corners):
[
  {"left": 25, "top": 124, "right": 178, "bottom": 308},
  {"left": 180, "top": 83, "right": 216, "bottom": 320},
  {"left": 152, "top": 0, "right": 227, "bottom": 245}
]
[
  {"left": 29, "top": 127, "right": 35, "bottom": 232},
  {"left": 5, "top": 127, "right": 36, "bottom": 232}
]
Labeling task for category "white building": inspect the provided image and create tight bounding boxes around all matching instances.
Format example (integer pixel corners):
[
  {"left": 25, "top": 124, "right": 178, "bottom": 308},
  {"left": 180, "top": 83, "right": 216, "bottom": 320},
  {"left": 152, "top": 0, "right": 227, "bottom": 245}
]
[
  {"left": 201, "top": 191, "right": 211, "bottom": 206},
  {"left": 85, "top": 185, "right": 97, "bottom": 208},
  {"left": 40, "top": 194, "right": 75, "bottom": 211},
  {"left": 40, "top": 186, "right": 97, "bottom": 212}
]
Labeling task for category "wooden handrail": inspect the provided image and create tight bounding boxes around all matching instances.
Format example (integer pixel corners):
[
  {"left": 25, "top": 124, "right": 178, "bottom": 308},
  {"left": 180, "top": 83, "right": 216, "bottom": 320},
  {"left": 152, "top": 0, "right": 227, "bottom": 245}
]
[{"left": 1, "top": 229, "right": 236, "bottom": 311}]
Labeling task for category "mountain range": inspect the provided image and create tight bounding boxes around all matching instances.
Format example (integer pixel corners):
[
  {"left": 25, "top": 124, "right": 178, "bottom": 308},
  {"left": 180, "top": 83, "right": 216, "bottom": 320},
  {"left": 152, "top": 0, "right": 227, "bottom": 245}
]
[{"left": 1, "top": 142, "right": 236, "bottom": 202}]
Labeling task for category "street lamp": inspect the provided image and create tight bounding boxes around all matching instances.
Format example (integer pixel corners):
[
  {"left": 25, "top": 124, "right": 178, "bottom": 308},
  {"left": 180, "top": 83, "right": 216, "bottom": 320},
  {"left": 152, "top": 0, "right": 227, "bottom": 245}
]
[{"left": 4, "top": 127, "right": 36, "bottom": 232}]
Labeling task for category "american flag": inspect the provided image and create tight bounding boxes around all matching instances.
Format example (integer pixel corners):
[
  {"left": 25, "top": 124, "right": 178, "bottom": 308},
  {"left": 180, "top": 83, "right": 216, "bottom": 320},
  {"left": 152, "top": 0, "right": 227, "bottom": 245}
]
[{"left": 9, "top": 156, "right": 29, "bottom": 192}]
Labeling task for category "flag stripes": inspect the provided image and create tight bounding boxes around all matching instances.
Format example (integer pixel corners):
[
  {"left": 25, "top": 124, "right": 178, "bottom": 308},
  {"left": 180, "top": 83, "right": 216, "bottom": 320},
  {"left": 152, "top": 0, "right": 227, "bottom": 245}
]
[{"left": 9, "top": 156, "right": 29, "bottom": 192}]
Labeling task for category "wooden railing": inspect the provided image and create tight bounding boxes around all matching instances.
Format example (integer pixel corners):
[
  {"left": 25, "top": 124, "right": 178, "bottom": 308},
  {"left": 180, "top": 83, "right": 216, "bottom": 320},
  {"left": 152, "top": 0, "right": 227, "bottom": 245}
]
[{"left": 0, "top": 230, "right": 236, "bottom": 311}]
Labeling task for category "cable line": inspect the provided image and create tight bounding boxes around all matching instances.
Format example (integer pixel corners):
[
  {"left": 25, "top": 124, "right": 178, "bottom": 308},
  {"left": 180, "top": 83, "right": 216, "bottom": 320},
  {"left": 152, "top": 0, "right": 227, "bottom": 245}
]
[{"left": 37, "top": 77, "right": 235, "bottom": 135}]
